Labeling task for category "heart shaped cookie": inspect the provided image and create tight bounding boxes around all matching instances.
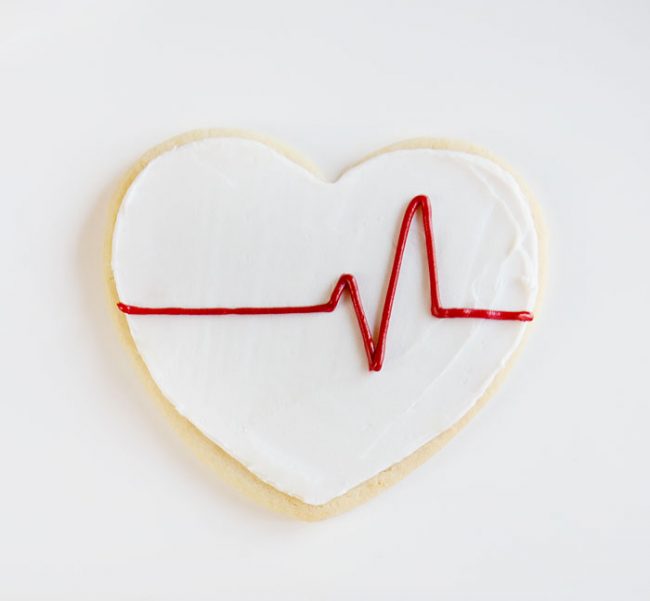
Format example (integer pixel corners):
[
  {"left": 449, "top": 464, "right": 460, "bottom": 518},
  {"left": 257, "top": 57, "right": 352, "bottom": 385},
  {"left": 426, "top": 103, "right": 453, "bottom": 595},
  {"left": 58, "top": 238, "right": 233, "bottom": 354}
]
[{"left": 109, "top": 130, "right": 543, "bottom": 519}]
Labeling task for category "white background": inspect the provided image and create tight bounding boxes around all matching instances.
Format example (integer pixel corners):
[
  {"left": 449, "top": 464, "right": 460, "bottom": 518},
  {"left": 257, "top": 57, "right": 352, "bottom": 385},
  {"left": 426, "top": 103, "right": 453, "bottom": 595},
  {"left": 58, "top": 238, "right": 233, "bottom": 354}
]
[{"left": 1, "top": 0, "right": 649, "bottom": 598}]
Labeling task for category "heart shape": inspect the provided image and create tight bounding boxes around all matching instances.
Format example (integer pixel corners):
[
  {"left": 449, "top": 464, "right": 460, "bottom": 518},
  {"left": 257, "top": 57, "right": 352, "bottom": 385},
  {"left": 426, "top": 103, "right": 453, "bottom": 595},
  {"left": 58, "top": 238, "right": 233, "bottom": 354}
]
[{"left": 110, "top": 131, "right": 541, "bottom": 517}]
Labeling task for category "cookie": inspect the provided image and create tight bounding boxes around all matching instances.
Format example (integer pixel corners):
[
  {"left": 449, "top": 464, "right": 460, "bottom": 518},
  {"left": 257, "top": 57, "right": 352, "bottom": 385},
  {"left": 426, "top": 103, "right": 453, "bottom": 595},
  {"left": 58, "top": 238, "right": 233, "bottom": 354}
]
[{"left": 108, "top": 129, "right": 545, "bottom": 519}]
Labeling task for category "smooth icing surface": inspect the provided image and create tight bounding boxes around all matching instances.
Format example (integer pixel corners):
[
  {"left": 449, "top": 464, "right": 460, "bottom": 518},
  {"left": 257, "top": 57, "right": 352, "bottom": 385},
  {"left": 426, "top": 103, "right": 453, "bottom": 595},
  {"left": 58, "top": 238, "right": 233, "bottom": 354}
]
[{"left": 112, "top": 137, "right": 539, "bottom": 505}]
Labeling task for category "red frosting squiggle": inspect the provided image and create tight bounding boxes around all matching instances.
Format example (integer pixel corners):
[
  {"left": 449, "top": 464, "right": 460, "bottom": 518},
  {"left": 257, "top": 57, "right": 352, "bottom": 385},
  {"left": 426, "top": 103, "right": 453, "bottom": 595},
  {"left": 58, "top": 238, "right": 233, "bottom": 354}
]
[{"left": 118, "top": 195, "right": 533, "bottom": 371}]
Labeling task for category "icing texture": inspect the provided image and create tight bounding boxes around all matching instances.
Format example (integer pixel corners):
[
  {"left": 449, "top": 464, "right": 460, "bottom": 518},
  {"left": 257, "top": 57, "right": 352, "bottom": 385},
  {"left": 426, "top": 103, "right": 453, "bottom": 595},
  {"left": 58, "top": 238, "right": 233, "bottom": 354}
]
[{"left": 111, "top": 137, "right": 539, "bottom": 504}]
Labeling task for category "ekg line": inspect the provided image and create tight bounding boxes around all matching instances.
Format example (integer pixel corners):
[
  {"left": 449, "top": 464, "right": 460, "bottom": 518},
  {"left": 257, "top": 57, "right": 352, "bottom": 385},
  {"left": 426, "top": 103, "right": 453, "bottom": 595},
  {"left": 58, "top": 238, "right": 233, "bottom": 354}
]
[{"left": 118, "top": 195, "right": 533, "bottom": 371}]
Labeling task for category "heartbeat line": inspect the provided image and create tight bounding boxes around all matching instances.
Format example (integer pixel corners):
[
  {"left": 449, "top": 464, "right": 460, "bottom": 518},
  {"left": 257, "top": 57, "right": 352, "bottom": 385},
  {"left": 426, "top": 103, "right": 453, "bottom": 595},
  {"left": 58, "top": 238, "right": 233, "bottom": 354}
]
[{"left": 118, "top": 195, "right": 533, "bottom": 371}]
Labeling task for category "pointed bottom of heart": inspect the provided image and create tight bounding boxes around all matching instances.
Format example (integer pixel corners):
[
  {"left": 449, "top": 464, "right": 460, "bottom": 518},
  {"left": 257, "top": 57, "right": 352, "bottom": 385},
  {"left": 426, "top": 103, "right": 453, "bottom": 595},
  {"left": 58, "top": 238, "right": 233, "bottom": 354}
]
[{"left": 123, "top": 336, "right": 530, "bottom": 520}]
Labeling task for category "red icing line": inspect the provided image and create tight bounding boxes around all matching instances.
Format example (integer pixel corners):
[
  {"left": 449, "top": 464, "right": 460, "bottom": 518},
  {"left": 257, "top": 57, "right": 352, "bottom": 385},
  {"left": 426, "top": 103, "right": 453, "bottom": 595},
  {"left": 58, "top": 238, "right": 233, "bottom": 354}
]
[{"left": 117, "top": 195, "right": 533, "bottom": 372}]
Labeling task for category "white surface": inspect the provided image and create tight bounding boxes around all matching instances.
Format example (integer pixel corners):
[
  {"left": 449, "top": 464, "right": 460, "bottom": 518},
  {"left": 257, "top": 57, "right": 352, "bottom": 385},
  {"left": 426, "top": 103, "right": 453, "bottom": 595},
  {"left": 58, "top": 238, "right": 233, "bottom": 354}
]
[
  {"left": 113, "top": 139, "right": 538, "bottom": 504},
  {"left": 0, "top": 0, "right": 648, "bottom": 598}
]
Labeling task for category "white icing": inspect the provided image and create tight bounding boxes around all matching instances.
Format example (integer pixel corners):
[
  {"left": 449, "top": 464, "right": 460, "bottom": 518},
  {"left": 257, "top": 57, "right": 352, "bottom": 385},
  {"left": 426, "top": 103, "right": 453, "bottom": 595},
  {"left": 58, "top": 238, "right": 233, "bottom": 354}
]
[{"left": 112, "top": 137, "right": 539, "bottom": 505}]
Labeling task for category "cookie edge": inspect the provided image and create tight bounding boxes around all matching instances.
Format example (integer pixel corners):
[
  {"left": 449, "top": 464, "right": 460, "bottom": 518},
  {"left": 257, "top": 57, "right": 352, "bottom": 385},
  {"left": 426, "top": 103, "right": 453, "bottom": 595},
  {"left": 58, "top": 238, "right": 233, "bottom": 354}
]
[{"left": 105, "top": 128, "right": 548, "bottom": 521}]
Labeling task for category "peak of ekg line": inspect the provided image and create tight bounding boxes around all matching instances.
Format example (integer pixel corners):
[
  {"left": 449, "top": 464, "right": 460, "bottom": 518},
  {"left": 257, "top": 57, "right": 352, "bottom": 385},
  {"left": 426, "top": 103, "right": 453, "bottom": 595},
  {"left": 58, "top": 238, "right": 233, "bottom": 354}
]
[{"left": 117, "top": 195, "right": 533, "bottom": 371}]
